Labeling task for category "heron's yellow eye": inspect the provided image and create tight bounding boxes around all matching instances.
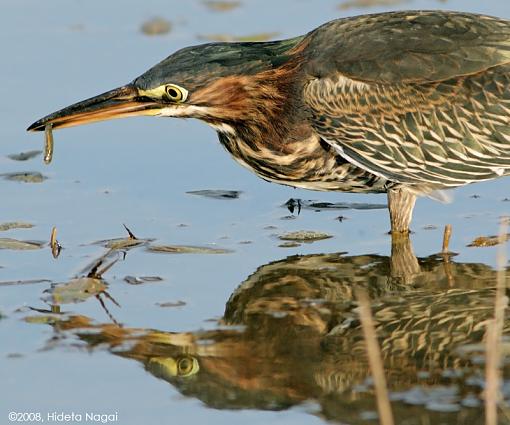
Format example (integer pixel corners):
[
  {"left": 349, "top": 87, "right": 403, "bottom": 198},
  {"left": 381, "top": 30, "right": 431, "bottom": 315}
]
[
  {"left": 177, "top": 356, "right": 199, "bottom": 376},
  {"left": 165, "top": 84, "right": 187, "bottom": 102}
]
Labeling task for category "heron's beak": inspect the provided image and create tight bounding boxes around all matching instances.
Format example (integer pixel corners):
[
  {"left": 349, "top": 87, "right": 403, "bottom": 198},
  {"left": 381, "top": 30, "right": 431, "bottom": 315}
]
[{"left": 27, "top": 85, "right": 162, "bottom": 132}]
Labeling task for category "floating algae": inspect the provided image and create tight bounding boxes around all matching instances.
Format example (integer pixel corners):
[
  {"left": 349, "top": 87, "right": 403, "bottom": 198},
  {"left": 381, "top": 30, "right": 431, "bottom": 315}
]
[
  {"left": 186, "top": 189, "right": 241, "bottom": 199},
  {"left": 147, "top": 244, "right": 233, "bottom": 254},
  {"left": 202, "top": 1, "right": 241, "bottom": 12},
  {"left": 7, "top": 150, "right": 42, "bottom": 161},
  {"left": 141, "top": 17, "right": 171, "bottom": 36},
  {"left": 2, "top": 172, "right": 47, "bottom": 183},
  {"left": 467, "top": 233, "right": 510, "bottom": 247},
  {"left": 0, "top": 238, "right": 45, "bottom": 250},
  {"left": 44, "top": 123, "right": 53, "bottom": 164},
  {"left": 278, "top": 230, "right": 333, "bottom": 242},
  {"left": 0, "top": 222, "right": 34, "bottom": 231}
]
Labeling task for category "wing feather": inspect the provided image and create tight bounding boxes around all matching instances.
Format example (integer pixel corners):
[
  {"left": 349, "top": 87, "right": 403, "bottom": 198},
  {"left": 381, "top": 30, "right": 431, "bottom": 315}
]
[{"left": 303, "top": 11, "right": 510, "bottom": 193}]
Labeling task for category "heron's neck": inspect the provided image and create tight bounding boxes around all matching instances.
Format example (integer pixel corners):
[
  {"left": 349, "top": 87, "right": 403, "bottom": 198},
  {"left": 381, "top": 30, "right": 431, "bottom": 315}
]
[{"left": 202, "top": 65, "right": 307, "bottom": 153}]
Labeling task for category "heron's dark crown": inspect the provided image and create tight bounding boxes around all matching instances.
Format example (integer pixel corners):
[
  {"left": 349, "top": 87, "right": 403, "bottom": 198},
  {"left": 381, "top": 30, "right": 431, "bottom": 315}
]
[{"left": 133, "top": 36, "right": 305, "bottom": 92}]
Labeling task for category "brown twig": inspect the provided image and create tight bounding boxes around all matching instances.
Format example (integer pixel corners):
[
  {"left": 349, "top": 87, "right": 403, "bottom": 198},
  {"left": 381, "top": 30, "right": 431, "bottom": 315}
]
[
  {"left": 355, "top": 288, "right": 395, "bottom": 425},
  {"left": 123, "top": 224, "right": 138, "bottom": 240}
]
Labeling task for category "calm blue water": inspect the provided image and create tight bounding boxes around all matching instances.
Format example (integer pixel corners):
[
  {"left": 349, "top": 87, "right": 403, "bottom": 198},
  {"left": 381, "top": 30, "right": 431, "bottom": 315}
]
[{"left": 1, "top": 1, "right": 510, "bottom": 424}]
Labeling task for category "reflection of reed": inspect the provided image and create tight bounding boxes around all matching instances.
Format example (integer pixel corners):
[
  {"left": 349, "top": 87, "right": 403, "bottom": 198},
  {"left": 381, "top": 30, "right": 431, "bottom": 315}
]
[
  {"left": 485, "top": 220, "right": 508, "bottom": 425},
  {"left": 33, "top": 238, "right": 510, "bottom": 424},
  {"left": 356, "top": 287, "right": 394, "bottom": 425}
]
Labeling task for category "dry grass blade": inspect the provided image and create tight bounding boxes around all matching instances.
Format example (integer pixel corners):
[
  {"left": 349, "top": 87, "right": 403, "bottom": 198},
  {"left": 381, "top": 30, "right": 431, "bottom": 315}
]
[
  {"left": 355, "top": 288, "right": 395, "bottom": 425},
  {"left": 485, "top": 218, "right": 508, "bottom": 425}
]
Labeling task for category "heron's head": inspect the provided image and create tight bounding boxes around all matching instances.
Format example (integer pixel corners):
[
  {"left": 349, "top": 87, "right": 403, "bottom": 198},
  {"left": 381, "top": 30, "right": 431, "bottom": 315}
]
[{"left": 27, "top": 37, "right": 304, "bottom": 133}]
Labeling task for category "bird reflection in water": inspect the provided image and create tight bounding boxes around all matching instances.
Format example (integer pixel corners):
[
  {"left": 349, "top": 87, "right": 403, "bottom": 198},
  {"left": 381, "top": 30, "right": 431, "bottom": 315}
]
[{"left": 29, "top": 236, "right": 510, "bottom": 424}]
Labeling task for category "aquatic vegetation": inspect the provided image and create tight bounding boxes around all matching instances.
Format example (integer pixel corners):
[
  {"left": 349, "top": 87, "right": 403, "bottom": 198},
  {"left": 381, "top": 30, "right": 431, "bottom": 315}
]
[
  {"left": 147, "top": 244, "right": 233, "bottom": 254},
  {"left": 7, "top": 150, "right": 41, "bottom": 161},
  {"left": 0, "top": 222, "right": 34, "bottom": 232},
  {"left": 0, "top": 238, "right": 44, "bottom": 250},
  {"left": 202, "top": 1, "right": 241, "bottom": 12},
  {"left": 186, "top": 189, "right": 242, "bottom": 199},
  {"left": 278, "top": 230, "right": 332, "bottom": 242},
  {"left": 2, "top": 172, "right": 47, "bottom": 183},
  {"left": 140, "top": 17, "right": 171, "bottom": 36}
]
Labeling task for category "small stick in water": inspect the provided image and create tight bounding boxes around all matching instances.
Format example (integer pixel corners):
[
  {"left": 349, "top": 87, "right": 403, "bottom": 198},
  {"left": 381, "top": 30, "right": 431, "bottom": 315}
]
[
  {"left": 44, "top": 123, "right": 54, "bottom": 164},
  {"left": 123, "top": 224, "right": 138, "bottom": 240},
  {"left": 50, "top": 226, "right": 62, "bottom": 259},
  {"left": 442, "top": 224, "right": 452, "bottom": 253}
]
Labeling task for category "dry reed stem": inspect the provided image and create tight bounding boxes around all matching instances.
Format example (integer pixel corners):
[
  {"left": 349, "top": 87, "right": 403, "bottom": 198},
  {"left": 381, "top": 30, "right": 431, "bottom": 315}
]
[
  {"left": 356, "top": 288, "right": 395, "bottom": 425},
  {"left": 442, "top": 224, "right": 452, "bottom": 253},
  {"left": 485, "top": 218, "right": 508, "bottom": 425}
]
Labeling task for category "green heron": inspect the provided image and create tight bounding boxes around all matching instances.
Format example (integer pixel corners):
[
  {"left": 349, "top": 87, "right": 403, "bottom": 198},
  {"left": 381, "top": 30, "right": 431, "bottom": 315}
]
[{"left": 28, "top": 10, "right": 510, "bottom": 234}]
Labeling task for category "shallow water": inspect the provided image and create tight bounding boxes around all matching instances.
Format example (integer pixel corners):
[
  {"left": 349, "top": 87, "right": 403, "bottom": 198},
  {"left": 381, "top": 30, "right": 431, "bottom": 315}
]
[{"left": 2, "top": 1, "right": 510, "bottom": 424}]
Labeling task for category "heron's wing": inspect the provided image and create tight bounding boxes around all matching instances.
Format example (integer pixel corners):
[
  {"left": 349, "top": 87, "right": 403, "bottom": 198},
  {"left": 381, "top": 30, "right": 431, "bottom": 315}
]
[
  {"left": 306, "top": 11, "right": 510, "bottom": 84},
  {"left": 303, "top": 11, "right": 510, "bottom": 192}
]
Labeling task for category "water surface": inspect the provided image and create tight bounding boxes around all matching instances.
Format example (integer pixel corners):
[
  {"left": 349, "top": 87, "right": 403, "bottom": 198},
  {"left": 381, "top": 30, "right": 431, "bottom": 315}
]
[{"left": 2, "top": 1, "right": 510, "bottom": 424}]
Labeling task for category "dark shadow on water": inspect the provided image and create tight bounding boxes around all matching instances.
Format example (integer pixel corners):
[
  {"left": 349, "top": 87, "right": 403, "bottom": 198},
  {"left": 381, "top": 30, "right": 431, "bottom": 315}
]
[{"left": 28, "top": 237, "right": 510, "bottom": 424}]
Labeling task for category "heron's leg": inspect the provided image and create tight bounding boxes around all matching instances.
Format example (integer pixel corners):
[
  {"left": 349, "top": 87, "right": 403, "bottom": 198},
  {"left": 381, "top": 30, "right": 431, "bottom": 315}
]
[{"left": 387, "top": 188, "right": 416, "bottom": 234}]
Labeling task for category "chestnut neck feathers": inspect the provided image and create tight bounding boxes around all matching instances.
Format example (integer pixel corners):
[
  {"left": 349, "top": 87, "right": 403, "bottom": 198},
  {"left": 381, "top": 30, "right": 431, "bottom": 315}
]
[{"left": 194, "top": 60, "right": 307, "bottom": 151}]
